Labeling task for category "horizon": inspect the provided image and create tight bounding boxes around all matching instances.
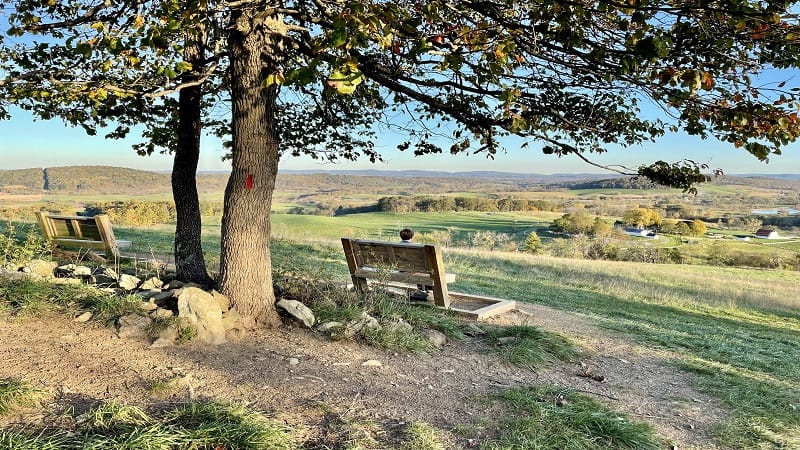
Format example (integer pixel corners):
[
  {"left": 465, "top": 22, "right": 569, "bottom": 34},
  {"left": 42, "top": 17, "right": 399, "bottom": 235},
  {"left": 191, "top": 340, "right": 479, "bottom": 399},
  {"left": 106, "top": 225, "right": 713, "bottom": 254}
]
[
  {"left": 3, "top": 109, "right": 800, "bottom": 176},
  {"left": 2, "top": 164, "right": 800, "bottom": 178}
]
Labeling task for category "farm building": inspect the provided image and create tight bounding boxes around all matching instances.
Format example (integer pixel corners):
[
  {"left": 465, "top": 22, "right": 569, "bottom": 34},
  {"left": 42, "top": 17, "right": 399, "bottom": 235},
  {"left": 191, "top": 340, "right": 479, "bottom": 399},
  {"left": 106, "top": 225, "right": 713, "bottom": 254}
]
[{"left": 754, "top": 228, "right": 779, "bottom": 239}]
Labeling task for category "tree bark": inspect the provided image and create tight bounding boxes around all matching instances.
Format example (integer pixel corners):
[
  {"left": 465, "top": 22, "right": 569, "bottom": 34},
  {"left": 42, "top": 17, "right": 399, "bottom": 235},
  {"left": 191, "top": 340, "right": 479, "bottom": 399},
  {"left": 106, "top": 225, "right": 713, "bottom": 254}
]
[
  {"left": 172, "top": 23, "right": 213, "bottom": 285},
  {"left": 219, "top": 10, "right": 282, "bottom": 325}
]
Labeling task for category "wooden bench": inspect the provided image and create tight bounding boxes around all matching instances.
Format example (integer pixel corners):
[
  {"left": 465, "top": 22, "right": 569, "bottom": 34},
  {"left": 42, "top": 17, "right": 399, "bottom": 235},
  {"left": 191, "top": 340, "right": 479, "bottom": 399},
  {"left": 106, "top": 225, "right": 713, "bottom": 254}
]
[
  {"left": 341, "top": 238, "right": 516, "bottom": 319},
  {"left": 36, "top": 211, "right": 131, "bottom": 262}
]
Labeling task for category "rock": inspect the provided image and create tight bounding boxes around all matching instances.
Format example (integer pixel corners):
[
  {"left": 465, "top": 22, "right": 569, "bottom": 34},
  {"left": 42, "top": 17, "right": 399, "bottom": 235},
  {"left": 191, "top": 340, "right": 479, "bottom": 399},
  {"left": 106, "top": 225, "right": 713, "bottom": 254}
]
[
  {"left": 56, "top": 264, "right": 93, "bottom": 277},
  {"left": 24, "top": 259, "right": 57, "bottom": 279},
  {"left": 211, "top": 290, "right": 230, "bottom": 311},
  {"left": 287, "top": 357, "right": 300, "bottom": 366},
  {"left": 139, "top": 277, "right": 164, "bottom": 291},
  {"left": 136, "top": 290, "right": 164, "bottom": 300},
  {"left": 276, "top": 299, "right": 316, "bottom": 328},
  {"left": 150, "top": 290, "right": 176, "bottom": 305},
  {"left": 117, "top": 314, "right": 152, "bottom": 339},
  {"left": 93, "top": 267, "right": 119, "bottom": 284},
  {"left": 140, "top": 301, "right": 158, "bottom": 312},
  {"left": 221, "top": 308, "right": 241, "bottom": 331},
  {"left": 150, "top": 337, "right": 174, "bottom": 348},
  {"left": 317, "top": 321, "right": 343, "bottom": 332},
  {"left": 421, "top": 329, "right": 448, "bottom": 349},
  {"left": 177, "top": 287, "right": 226, "bottom": 345},
  {"left": 165, "top": 280, "right": 185, "bottom": 290},
  {"left": 0, "top": 270, "right": 30, "bottom": 282},
  {"left": 497, "top": 336, "right": 519, "bottom": 345},
  {"left": 151, "top": 308, "right": 174, "bottom": 319},
  {"left": 118, "top": 274, "right": 142, "bottom": 291},
  {"left": 151, "top": 325, "right": 178, "bottom": 347},
  {"left": 462, "top": 323, "right": 486, "bottom": 336},
  {"left": 386, "top": 317, "right": 413, "bottom": 334},
  {"left": 342, "top": 313, "right": 381, "bottom": 338},
  {"left": 74, "top": 311, "right": 93, "bottom": 322},
  {"left": 361, "top": 359, "right": 383, "bottom": 367}
]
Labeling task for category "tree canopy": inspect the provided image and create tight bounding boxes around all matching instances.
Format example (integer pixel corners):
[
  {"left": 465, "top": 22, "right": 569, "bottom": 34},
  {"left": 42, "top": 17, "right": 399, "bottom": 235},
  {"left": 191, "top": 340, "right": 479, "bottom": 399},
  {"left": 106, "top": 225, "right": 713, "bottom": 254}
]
[{"left": 2, "top": 0, "right": 800, "bottom": 322}]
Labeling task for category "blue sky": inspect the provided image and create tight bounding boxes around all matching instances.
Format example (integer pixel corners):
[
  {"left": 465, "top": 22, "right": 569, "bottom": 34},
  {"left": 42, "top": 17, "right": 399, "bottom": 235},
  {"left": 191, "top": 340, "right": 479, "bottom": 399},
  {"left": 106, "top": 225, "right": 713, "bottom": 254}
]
[{"left": 2, "top": 107, "right": 799, "bottom": 175}]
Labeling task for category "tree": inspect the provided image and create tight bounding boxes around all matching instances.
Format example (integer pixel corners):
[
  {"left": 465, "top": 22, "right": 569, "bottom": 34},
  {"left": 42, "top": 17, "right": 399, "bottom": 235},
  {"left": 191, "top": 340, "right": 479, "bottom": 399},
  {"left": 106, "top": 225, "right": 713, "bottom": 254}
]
[
  {"left": 690, "top": 219, "right": 708, "bottom": 237},
  {"left": 522, "top": 231, "right": 542, "bottom": 254},
  {"left": 3, "top": 0, "right": 800, "bottom": 324},
  {"left": 552, "top": 212, "right": 595, "bottom": 235},
  {"left": 591, "top": 218, "right": 612, "bottom": 238},
  {"left": 622, "top": 208, "right": 662, "bottom": 228}
]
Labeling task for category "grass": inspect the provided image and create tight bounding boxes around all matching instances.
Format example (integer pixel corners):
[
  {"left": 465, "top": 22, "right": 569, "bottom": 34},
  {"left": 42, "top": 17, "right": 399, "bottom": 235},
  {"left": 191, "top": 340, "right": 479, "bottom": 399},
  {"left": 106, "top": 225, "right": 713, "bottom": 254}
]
[
  {"left": 0, "top": 400, "right": 297, "bottom": 449},
  {"left": 0, "top": 278, "right": 140, "bottom": 321},
  {"left": 446, "top": 250, "right": 800, "bottom": 447},
  {"left": 0, "top": 379, "right": 44, "bottom": 416},
  {"left": 483, "top": 385, "right": 662, "bottom": 450},
  {"left": 397, "top": 422, "right": 447, "bottom": 450},
  {"left": 488, "top": 325, "right": 580, "bottom": 369}
]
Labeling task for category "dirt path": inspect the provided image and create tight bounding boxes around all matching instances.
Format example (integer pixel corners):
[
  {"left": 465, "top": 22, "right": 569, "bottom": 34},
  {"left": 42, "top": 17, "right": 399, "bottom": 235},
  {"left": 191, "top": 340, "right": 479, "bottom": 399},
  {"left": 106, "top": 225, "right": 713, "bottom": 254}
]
[{"left": 0, "top": 304, "right": 726, "bottom": 448}]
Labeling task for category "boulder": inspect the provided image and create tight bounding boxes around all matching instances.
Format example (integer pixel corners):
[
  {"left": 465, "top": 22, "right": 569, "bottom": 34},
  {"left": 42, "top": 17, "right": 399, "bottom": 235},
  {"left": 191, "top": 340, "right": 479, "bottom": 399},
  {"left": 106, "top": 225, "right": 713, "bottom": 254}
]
[
  {"left": 211, "top": 290, "right": 230, "bottom": 311},
  {"left": 176, "top": 287, "right": 226, "bottom": 345},
  {"left": 421, "top": 329, "right": 448, "bottom": 349},
  {"left": 93, "top": 267, "right": 119, "bottom": 285},
  {"left": 139, "top": 277, "right": 164, "bottom": 291},
  {"left": 117, "top": 314, "right": 152, "bottom": 339},
  {"left": 56, "top": 264, "right": 93, "bottom": 277},
  {"left": 117, "top": 274, "right": 141, "bottom": 291},
  {"left": 221, "top": 308, "right": 241, "bottom": 331},
  {"left": 276, "top": 299, "right": 316, "bottom": 328},
  {"left": 24, "top": 259, "right": 57, "bottom": 279}
]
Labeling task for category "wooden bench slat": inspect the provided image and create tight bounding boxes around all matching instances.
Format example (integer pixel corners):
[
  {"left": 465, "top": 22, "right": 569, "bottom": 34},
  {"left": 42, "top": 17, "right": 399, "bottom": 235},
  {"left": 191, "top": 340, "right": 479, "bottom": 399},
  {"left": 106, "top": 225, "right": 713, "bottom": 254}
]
[
  {"left": 36, "top": 211, "right": 126, "bottom": 262},
  {"left": 342, "top": 237, "right": 452, "bottom": 308}
]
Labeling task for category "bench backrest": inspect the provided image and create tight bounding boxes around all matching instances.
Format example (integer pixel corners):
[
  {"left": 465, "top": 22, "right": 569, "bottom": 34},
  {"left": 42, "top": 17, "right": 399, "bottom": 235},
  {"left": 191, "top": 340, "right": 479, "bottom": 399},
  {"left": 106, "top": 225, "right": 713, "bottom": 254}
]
[
  {"left": 36, "top": 211, "right": 120, "bottom": 260},
  {"left": 341, "top": 238, "right": 450, "bottom": 307}
]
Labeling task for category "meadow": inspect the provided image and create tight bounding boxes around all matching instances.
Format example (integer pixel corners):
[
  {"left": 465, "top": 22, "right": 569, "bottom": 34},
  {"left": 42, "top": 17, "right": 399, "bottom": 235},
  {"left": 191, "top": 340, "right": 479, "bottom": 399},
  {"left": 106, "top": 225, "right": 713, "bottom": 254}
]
[{"left": 102, "top": 213, "right": 800, "bottom": 447}]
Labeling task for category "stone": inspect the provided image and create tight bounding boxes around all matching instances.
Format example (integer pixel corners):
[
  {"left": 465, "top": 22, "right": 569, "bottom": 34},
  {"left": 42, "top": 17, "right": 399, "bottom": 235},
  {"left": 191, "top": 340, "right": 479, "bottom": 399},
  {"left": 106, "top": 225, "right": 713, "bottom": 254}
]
[
  {"left": 342, "top": 313, "right": 381, "bottom": 338},
  {"left": 150, "top": 290, "right": 176, "bottom": 305},
  {"left": 386, "top": 317, "right": 413, "bottom": 334},
  {"left": 136, "top": 290, "right": 164, "bottom": 300},
  {"left": 140, "top": 301, "right": 158, "bottom": 312},
  {"left": 287, "top": 357, "right": 300, "bottom": 366},
  {"left": 221, "top": 308, "right": 241, "bottom": 331},
  {"left": 462, "top": 323, "right": 486, "bottom": 336},
  {"left": 165, "top": 280, "right": 185, "bottom": 289},
  {"left": 0, "top": 270, "right": 29, "bottom": 282},
  {"left": 117, "top": 314, "right": 152, "bottom": 339},
  {"left": 118, "top": 274, "right": 142, "bottom": 291},
  {"left": 56, "top": 264, "right": 93, "bottom": 277},
  {"left": 276, "top": 299, "right": 316, "bottom": 328},
  {"left": 152, "top": 308, "right": 174, "bottom": 319},
  {"left": 211, "top": 290, "right": 230, "bottom": 311},
  {"left": 317, "top": 321, "right": 343, "bottom": 332},
  {"left": 150, "top": 323, "right": 178, "bottom": 347},
  {"left": 497, "top": 336, "right": 519, "bottom": 345},
  {"left": 150, "top": 337, "right": 174, "bottom": 348},
  {"left": 361, "top": 359, "right": 383, "bottom": 367},
  {"left": 93, "top": 267, "right": 119, "bottom": 285},
  {"left": 74, "top": 311, "right": 93, "bottom": 322},
  {"left": 24, "top": 259, "right": 57, "bottom": 279},
  {"left": 421, "top": 329, "right": 448, "bottom": 349},
  {"left": 177, "top": 287, "right": 226, "bottom": 345},
  {"left": 139, "top": 277, "right": 164, "bottom": 291}
]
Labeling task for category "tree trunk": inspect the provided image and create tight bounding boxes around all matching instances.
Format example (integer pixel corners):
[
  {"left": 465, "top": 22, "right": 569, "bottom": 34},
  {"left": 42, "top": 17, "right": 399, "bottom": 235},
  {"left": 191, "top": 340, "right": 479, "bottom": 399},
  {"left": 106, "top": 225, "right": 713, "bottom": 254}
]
[
  {"left": 218, "top": 10, "right": 282, "bottom": 325},
  {"left": 172, "top": 23, "right": 213, "bottom": 285}
]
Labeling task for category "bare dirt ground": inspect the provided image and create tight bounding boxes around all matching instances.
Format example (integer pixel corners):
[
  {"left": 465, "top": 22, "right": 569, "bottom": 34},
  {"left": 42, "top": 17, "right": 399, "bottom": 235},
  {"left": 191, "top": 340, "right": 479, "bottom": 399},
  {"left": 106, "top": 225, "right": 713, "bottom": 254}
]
[{"left": 0, "top": 302, "right": 726, "bottom": 449}]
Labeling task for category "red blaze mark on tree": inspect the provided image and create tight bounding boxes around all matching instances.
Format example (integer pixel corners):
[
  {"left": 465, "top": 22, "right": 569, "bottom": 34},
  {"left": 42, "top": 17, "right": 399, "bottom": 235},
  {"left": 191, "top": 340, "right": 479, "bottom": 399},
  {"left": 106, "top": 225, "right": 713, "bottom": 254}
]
[{"left": 245, "top": 174, "right": 254, "bottom": 190}]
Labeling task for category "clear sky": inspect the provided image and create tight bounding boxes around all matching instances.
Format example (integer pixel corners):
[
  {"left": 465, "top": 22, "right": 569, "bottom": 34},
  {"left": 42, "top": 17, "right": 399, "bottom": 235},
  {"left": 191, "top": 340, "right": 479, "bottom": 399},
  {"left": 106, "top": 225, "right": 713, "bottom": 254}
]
[{"left": 2, "top": 107, "right": 799, "bottom": 175}]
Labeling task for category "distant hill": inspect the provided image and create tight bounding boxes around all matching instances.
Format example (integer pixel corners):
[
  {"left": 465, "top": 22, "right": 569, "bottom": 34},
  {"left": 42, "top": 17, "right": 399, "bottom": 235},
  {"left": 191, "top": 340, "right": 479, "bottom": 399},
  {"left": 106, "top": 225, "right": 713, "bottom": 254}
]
[{"left": 2, "top": 166, "right": 799, "bottom": 196}]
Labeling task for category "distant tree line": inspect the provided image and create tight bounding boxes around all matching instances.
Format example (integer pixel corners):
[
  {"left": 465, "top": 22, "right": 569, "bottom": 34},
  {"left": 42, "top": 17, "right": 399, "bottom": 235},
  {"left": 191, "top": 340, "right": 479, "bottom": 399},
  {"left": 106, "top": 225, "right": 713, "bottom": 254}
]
[{"left": 375, "top": 196, "right": 560, "bottom": 213}]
